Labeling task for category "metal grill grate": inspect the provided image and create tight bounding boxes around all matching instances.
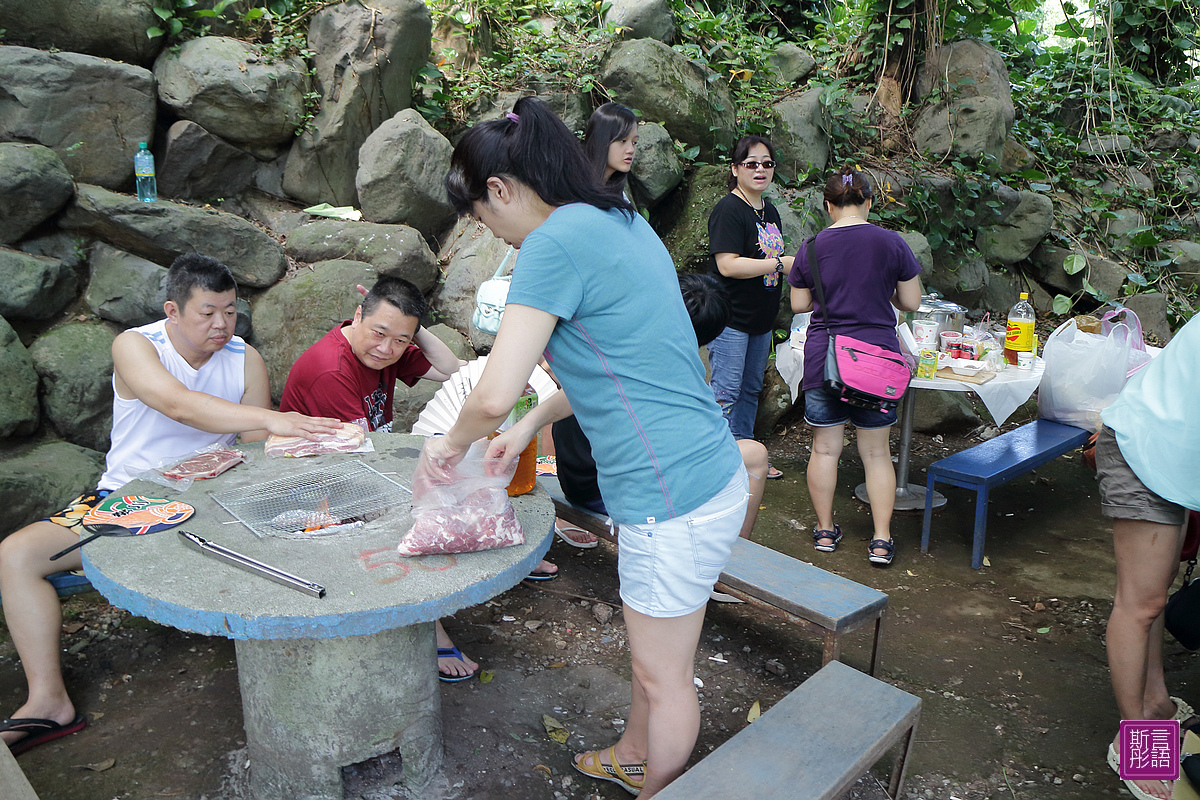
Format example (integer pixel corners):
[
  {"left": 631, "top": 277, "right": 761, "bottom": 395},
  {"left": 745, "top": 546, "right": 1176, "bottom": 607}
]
[{"left": 211, "top": 461, "right": 410, "bottom": 539}]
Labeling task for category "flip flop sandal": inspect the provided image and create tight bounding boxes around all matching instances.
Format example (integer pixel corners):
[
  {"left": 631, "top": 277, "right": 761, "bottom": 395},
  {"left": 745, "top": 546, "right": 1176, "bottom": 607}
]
[
  {"left": 868, "top": 538, "right": 895, "bottom": 566},
  {"left": 524, "top": 567, "right": 559, "bottom": 582},
  {"left": 2, "top": 714, "right": 87, "bottom": 755},
  {"left": 1172, "top": 696, "right": 1196, "bottom": 722},
  {"left": 766, "top": 465, "right": 784, "bottom": 480},
  {"left": 812, "top": 524, "right": 842, "bottom": 552},
  {"left": 572, "top": 746, "right": 645, "bottom": 796},
  {"left": 436, "top": 646, "right": 477, "bottom": 683},
  {"left": 555, "top": 523, "right": 599, "bottom": 549},
  {"left": 1109, "top": 742, "right": 1176, "bottom": 799}
]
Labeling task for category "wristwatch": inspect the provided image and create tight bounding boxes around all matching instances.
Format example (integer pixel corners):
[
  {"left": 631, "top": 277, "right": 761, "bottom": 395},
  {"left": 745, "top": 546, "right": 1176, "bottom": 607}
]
[{"left": 774, "top": 257, "right": 785, "bottom": 274}]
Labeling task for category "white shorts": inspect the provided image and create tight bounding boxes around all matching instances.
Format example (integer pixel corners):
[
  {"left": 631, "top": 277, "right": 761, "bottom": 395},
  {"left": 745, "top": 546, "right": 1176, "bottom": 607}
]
[{"left": 617, "top": 466, "right": 750, "bottom": 618}]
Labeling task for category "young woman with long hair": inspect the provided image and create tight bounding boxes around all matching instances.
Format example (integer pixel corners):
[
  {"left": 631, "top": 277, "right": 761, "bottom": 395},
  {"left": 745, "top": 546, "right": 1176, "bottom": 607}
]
[{"left": 423, "top": 96, "right": 748, "bottom": 798}]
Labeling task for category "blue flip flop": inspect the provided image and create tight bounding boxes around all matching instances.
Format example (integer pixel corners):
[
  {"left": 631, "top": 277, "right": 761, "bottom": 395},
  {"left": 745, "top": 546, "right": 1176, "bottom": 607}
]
[
  {"left": 437, "top": 646, "right": 477, "bottom": 683},
  {"left": 524, "top": 567, "right": 559, "bottom": 582}
]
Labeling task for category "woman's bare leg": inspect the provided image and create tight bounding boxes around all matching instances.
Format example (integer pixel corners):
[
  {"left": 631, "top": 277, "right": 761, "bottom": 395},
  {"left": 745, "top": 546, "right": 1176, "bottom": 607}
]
[
  {"left": 856, "top": 426, "right": 896, "bottom": 548},
  {"left": 808, "top": 424, "right": 844, "bottom": 536}
]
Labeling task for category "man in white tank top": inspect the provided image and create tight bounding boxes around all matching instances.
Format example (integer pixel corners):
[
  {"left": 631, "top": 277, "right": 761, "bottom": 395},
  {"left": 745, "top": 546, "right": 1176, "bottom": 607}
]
[{"left": 0, "top": 254, "right": 340, "bottom": 755}]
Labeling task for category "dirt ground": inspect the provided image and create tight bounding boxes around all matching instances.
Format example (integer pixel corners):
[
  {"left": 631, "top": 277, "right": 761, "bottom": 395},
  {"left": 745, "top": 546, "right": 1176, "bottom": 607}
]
[{"left": 3, "top": 404, "right": 1196, "bottom": 800}]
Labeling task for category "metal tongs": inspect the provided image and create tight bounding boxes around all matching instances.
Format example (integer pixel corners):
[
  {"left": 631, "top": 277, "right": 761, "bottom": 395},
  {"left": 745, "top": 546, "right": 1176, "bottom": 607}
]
[{"left": 179, "top": 531, "right": 326, "bottom": 598}]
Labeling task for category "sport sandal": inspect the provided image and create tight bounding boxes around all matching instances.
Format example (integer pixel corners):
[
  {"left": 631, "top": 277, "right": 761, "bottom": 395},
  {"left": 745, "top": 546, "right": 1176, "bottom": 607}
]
[
  {"left": 868, "top": 538, "right": 895, "bottom": 566},
  {"left": 573, "top": 746, "right": 645, "bottom": 796},
  {"left": 812, "top": 524, "right": 842, "bottom": 552}
]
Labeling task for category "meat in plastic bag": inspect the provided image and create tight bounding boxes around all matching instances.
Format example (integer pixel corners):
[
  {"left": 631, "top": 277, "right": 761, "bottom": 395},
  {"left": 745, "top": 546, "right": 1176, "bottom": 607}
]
[{"left": 398, "top": 441, "right": 524, "bottom": 556}]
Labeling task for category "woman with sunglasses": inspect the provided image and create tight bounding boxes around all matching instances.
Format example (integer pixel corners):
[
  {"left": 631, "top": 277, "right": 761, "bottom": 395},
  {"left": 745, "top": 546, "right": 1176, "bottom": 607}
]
[
  {"left": 707, "top": 135, "right": 793, "bottom": 479},
  {"left": 425, "top": 97, "right": 749, "bottom": 798}
]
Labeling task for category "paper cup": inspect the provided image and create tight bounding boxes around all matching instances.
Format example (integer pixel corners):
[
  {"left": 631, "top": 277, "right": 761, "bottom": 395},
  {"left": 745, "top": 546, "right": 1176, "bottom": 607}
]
[
  {"left": 913, "top": 319, "right": 939, "bottom": 348},
  {"left": 1017, "top": 351, "right": 1034, "bottom": 370}
]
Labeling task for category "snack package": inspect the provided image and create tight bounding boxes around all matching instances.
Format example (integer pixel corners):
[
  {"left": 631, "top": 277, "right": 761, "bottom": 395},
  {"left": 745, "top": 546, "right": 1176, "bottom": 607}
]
[
  {"left": 398, "top": 441, "right": 523, "bottom": 556},
  {"left": 139, "top": 443, "right": 249, "bottom": 491}
]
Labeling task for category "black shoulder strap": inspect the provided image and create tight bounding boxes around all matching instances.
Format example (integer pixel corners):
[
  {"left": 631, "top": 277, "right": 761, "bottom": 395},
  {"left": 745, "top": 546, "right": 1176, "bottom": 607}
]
[{"left": 805, "top": 236, "right": 831, "bottom": 329}]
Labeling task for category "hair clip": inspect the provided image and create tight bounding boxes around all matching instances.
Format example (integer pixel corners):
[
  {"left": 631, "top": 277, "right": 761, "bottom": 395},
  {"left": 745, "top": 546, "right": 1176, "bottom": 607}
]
[
  {"left": 505, "top": 112, "right": 520, "bottom": 123},
  {"left": 842, "top": 174, "right": 853, "bottom": 185}
]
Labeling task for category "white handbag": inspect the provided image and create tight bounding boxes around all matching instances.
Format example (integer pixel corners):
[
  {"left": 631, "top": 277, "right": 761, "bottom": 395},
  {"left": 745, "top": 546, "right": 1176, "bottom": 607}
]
[{"left": 472, "top": 246, "right": 514, "bottom": 336}]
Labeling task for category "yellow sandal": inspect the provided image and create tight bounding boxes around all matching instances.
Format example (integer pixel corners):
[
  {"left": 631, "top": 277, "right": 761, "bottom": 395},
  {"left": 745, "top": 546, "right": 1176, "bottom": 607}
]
[{"left": 572, "top": 746, "right": 645, "bottom": 796}]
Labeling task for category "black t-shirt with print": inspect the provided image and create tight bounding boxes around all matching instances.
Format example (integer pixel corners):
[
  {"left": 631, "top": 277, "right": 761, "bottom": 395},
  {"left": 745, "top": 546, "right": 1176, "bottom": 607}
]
[{"left": 707, "top": 192, "right": 785, "bottom": 335}]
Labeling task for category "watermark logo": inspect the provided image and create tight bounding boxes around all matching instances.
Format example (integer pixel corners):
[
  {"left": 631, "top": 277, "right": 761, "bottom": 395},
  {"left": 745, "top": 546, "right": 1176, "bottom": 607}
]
[{"left": 1118, "top": 720, "right": 1180, "bottom": 781}]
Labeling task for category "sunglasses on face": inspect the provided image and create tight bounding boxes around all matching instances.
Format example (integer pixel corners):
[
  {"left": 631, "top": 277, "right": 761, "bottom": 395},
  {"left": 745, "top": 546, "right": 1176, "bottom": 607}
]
[{"left": 739, "top": 160, "right": 776, "bottom": 170}]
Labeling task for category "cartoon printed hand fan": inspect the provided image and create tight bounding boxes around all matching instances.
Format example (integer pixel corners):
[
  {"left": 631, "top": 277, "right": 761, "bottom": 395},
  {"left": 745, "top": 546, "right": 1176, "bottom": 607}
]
[
  {"left": 49, "top": 495, "right": 195, "bottom": 561},
  {"left": 411, "top": 356, "right": 559, "bottom": 437}
]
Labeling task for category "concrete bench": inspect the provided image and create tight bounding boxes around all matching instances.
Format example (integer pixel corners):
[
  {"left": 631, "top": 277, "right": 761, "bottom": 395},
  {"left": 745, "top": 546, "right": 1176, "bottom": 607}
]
[
  {"left": 921, "top": 420, "right": 1092, "bottom": 569},
  {"left": 541, "top": 476, "right": 889, "bottom": 675},
  {"left": 0, "top": 735, "right": 40, "bottom": 799},
  {"left": 655, "top": 660, "right": 921, "bottom": 800},
  {"left": 0, "top": 572, "right": 94, "bottom": 604}
]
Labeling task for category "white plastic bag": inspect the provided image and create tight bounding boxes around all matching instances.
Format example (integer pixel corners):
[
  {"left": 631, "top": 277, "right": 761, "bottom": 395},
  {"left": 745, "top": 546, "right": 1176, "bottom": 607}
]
[{"left": 1037, "top": 319, "right": 1133, "bottom": 431}]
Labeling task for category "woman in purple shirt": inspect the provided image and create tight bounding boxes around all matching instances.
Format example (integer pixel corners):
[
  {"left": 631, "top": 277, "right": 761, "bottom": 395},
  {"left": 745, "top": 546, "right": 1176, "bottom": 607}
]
[{"left": 787, "top": 166, "right": 922, "bottom": 566}]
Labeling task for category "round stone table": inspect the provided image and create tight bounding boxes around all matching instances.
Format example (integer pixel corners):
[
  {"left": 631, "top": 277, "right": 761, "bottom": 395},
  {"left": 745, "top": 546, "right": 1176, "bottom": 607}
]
[{"left": 82, "top": 433, "right": 554, "bottom": 800}]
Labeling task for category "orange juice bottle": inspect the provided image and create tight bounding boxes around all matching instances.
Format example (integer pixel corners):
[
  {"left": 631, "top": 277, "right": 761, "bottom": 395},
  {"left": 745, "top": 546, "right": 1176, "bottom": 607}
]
[{"left": 502, "top": 386, "right": 538, "bottom": 496}]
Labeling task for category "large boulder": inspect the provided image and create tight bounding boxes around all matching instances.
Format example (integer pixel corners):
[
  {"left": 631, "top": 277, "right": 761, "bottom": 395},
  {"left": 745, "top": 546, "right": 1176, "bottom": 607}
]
[
  {"left": 924, "top": 248, "right": 990, "bottom": 308},
  {"left": 0, "top": 317, "right": 39, "bottom": 439},
  {"left": 432, "top": 218, "right": 512, "bottom": 352},
  {"left": 1028, "top": 243, "right": 1126, "bottom": 301},
  {"left": 60, "top": 184, "right": 288, "bottom": 289},
  {"left": 0, "top": 143, "right": 75, "bottom": 244},
  {"left": 252, "top": 259, "right": 382, "bottom": 402},
  {"left": 1104, "top": 207, "right": 1148, "bottom": 253},
  {"left": 158, "top": 121, "right": 257, "bottom": 200},
  {"left": 284, "top": 220, "right": 439, "bottom": 292},
  {"left": 629, "top": 122, "right": 683, "bottom": 209},
  {"left": 753, "top": 365, "right": 794, "bottom": 438},
  {"left": 657, "top": 165, "right": 729, "bottom": 273},
  {"left": 913, "top": 97, "right": 1010, "bottom": 164},
  {"left": 916, "top": 40, "right": 1014, "bottom": 127},
  {"left": 154, "top": 37, "right": 308, "bottom": 151},
  {"left": 976, "top": 190, "right": 1054, "bottom": 265},
  {"left": 466, "top": 91, "right": 592, "bottom": 136},
  {"left": 282, "top": 0, "right": 433, "bottom": 206},
  {"left": 898, "top": 231, "right": 934, "bottom": 274},
  {"left": 0, "top": 441, "right": 106, "bottom": 537},
  {"left": 769, "top": 43, "right": 817, "bottom": 84},
  {"left": 1119, "top": 293, "right": 1172, "bottom": 344},
  {"left": 771, "top": 88, "right": 830, "bottom": 182},
  {"left": 29, "top": 322, "right": 116, "bottom": 452},
  {"left": 606, "top": 0, "right": 675, "bottom": 43},
  {"left": 85, "top": 243, "right": 169, "bottom": 327},
  {"left": 910, "top": 389, "right": 981, "bottom": 435},
  {"left": 597, "top": 39, "right": 735, "bottom": 159},
  {"left": 0, "top": 0, "right": 162, "bottom": 65},
  {"left": 0, "top": 46, "right": 155, "bottom": 190},
  {"left": 0, "top": 248, "right": 77, "bottom": 321},
  {"left": 1163, "top": 240, "right": 1200, "bottom": 292},
  {"left": 356, "top": 110, "right": 456, "bottom": 240}
]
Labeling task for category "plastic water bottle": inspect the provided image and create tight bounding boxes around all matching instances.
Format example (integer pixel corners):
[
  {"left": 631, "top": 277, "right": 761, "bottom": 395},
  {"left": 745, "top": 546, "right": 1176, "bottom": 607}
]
[
  {"left": 1003, "top": 292, "right": 1035, "bottom": 365},
  {"left": 134, "top": 142, "right": 156, "bottom": 202}
]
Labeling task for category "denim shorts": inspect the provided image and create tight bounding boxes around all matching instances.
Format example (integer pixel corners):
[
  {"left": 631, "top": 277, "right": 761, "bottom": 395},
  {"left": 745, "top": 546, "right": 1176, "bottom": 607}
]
[
  {"left": 804, "top": 385, "right": 898, "bottom": 429},
  {"left": 1096, "top": 426, "right": 1187, "bottom": 526},
  {"left": 616, "top": 465, "right": 750, "bottom": 618}
]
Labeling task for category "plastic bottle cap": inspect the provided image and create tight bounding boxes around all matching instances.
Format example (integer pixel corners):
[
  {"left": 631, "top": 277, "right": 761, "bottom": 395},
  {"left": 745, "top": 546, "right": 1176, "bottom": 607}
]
[
  {"left": 139, "top": 142, "right": 149, "bottom": 150},
  {"left": 1019, "top": 292, "right": 1029, "bottom": 299}
]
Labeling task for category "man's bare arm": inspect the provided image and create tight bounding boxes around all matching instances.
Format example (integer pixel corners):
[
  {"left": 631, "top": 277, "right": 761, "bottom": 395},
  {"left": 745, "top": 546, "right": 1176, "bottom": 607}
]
[
  {"left": 415, "top": 326, "right": 467, "bottom": 382},
  {"left": 112, "top": 331, "right": 341, "bottom": 439}
]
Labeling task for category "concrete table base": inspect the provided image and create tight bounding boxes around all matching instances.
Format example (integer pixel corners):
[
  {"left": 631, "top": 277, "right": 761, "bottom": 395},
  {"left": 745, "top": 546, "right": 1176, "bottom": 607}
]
[{"left": 236, "top": 622, "right": 440, "bottom": 800}]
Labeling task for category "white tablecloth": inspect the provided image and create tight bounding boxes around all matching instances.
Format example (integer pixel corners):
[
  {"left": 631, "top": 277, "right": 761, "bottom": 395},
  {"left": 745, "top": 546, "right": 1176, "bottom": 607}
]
[{"left": 911, "top": 358, "right": 1045, "bottom": 426}]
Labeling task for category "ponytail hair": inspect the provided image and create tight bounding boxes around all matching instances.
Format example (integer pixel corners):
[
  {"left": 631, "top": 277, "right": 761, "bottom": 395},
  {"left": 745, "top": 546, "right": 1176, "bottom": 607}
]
[
  {"left": 445, "top": 96, "right": 634, "bottom": 218},
  {"left": 824, "top": 165, "right": 873, "bottom": 208},
  {"left": 582, "top": 102, "right": 638, "bottom": 190}
]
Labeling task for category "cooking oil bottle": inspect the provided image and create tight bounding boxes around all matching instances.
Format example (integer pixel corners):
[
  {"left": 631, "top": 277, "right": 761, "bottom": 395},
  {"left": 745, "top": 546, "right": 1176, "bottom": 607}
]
[{"left": 1004, "top": 292, "right": 1035, "bottom": 365}]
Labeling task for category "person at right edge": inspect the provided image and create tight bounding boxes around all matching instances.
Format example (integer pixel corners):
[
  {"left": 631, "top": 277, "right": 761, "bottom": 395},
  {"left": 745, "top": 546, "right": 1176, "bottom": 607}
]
[
  {"left": 786, "top": 166, "right": 922, "bottom": 566},
  {"left": 1099, "top": 313, "right": 1200, "bottom": 800},
  {"left": 706, "top": 135, "right": 793, "bottom": 480}
]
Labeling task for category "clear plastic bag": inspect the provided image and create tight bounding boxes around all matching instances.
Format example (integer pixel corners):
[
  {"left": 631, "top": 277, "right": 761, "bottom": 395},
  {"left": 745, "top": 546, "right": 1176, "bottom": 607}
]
[
  {"left": 1037, "top": 319, "right": 1133, "bottom": 431},
  {"left": 138, "top": 442, "right": 249, "bottom": 492},
  {"left": 398, "top": 441, "right": 524, "bottom": 556}
]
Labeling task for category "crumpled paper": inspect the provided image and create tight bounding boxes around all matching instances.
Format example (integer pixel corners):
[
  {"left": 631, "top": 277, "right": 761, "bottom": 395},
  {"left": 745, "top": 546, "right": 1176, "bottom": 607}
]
[{"left": 303, "top": 203, "right": 362, "bottom": 221}]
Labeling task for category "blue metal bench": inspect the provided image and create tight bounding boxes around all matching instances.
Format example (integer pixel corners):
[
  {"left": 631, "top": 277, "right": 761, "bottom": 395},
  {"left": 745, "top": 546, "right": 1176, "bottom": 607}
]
[
  {"left": 541, "top": 476, "right": 890, "bottom": 675},
  {"left": 0, "top": 572, "right": 93, "bottom": 604},
  {"left": 654, "top": 660, "right": 921, "bottom": 800},
  {"left": 921, "top": 420, "right": 1092, "bottom": 569}
]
